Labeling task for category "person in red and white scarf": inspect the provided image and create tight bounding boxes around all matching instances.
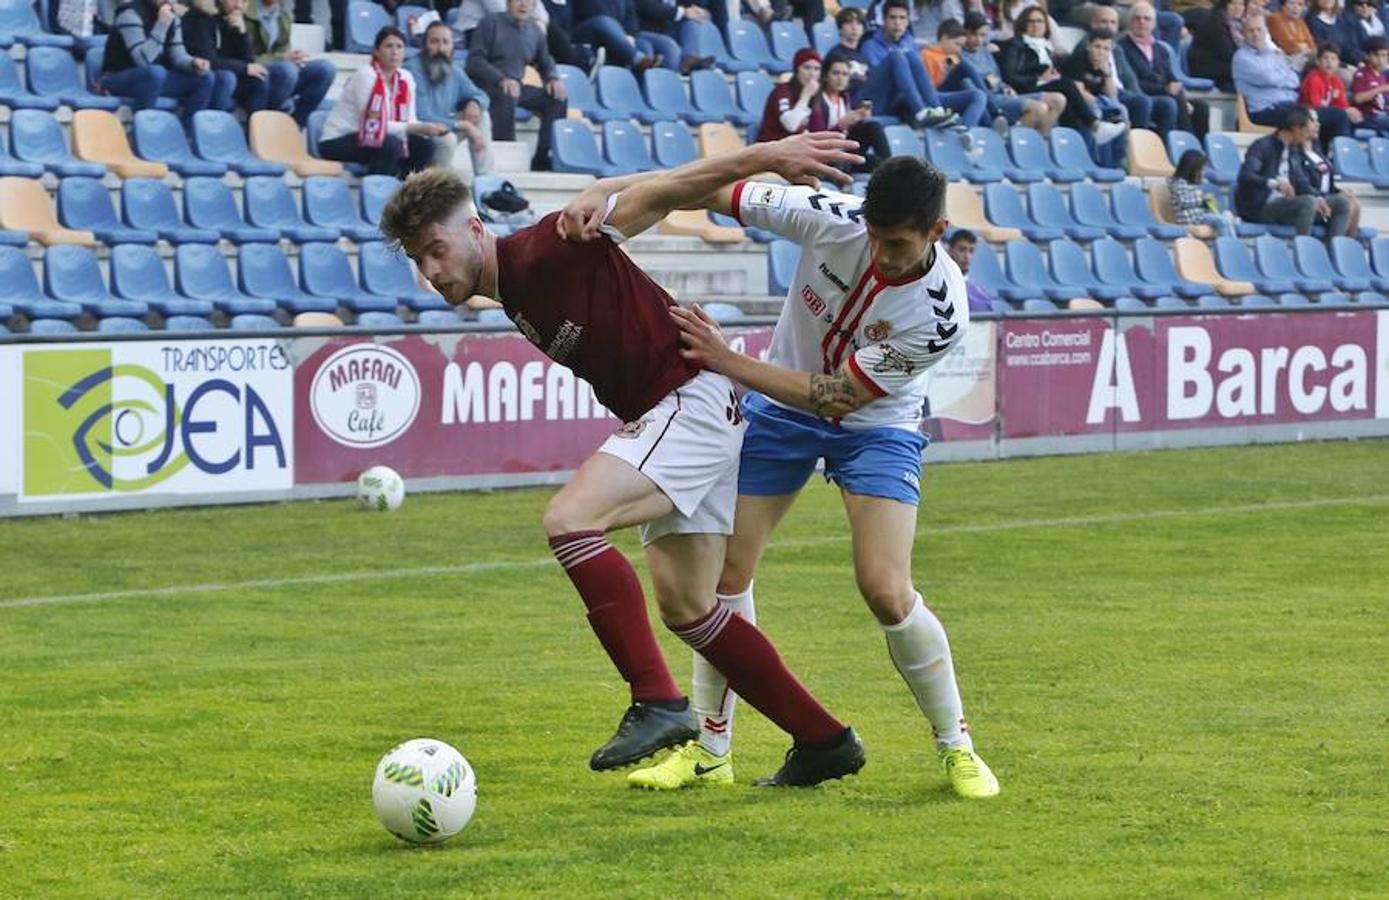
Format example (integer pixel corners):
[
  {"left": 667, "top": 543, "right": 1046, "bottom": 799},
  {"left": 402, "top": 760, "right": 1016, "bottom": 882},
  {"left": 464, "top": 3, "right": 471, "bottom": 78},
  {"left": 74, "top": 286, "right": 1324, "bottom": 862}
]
[{"left": 318, "top": 26, "right": 447, "bottom": 177}]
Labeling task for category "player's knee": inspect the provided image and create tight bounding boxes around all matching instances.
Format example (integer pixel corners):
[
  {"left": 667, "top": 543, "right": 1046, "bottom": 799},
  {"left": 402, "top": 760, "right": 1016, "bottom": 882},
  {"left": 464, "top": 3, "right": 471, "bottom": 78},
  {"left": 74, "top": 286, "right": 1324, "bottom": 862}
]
[
  {"left": 716, "top": 561, "right": 754, "bottom": 595},
  {"left": 857, "top": 579, "right": 915, "bottom": 626},
  {"left": 541, "top": 493, "right": 595, "bottom": 537}
]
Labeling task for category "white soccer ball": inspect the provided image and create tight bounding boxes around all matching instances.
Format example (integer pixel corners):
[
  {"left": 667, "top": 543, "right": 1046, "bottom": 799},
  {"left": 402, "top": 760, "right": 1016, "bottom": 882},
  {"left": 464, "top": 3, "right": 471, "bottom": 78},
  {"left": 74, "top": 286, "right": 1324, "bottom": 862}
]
[
  {"left": 372, "top": 738, "right": 477, "bottom": 845},
  {"left": 357, "top": 465, "right": 405, "bottom": 511}
]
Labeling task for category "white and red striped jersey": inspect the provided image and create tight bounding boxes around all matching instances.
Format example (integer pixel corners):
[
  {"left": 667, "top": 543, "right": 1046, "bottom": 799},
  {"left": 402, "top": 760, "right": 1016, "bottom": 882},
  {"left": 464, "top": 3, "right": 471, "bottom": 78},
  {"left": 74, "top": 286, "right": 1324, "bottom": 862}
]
[{"left": 730, "top": 180, "right": 969, "bottom": 432}]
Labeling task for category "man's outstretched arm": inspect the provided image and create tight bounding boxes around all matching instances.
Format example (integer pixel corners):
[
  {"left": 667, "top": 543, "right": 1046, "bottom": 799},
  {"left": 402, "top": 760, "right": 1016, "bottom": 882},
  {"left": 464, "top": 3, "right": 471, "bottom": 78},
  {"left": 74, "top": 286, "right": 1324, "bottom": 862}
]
[{"left": 555, "top": 132, "right": 861, "bottom": 242}]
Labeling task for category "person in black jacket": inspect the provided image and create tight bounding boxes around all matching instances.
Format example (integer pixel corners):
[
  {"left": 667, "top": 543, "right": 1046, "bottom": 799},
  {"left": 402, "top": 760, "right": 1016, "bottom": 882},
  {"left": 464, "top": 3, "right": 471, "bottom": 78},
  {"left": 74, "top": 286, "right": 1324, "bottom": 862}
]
[
  {"left": 1187, "top": 0, "right": 1242, "bottom": 89},
  {"left": 634, "top": 0, "right": 716, "bottom": 73},
  {"left": 1235, "top": 105, "right": 1325, "bottom": 233},
  {"left": 182, "top": 0, "right": 264, "bottom": 114},
  {"left": 1119, "top": 1, "right": 1211, "bottom": 138},
  {"left": 1292, "top": 108, "right": 1359, "bottom": 236}
]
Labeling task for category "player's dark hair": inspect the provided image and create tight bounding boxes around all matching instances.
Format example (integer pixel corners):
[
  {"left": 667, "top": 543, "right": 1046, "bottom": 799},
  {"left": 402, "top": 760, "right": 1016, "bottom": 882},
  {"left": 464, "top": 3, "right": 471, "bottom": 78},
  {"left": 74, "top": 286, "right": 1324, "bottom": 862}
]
[
  {"left": 863, "top": 156, "right": 946, "bottom": 234},
  {"left": 380, "top": 168, "right": 473, "bottom": 250},
  {"left": 1279, "top": 104, "right": 1312, "bottom": 132},
  {"left": 948, "top": 229, "right": 977, "bottom": 247}
]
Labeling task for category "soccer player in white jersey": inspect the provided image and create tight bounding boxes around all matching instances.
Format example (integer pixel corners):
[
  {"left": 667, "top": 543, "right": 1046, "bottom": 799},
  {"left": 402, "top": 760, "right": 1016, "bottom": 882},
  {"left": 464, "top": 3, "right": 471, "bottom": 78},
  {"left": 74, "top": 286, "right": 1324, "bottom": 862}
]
[{"left": 559, "top": 155, "right": 1000, "bottom": 799}]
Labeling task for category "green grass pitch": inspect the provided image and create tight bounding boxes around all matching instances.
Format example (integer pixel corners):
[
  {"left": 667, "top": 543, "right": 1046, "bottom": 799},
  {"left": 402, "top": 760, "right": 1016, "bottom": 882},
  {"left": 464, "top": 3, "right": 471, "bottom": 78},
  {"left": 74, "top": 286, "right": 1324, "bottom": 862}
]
[{"left": 1, "top": 442, "right": 1386, "bottom": 898}]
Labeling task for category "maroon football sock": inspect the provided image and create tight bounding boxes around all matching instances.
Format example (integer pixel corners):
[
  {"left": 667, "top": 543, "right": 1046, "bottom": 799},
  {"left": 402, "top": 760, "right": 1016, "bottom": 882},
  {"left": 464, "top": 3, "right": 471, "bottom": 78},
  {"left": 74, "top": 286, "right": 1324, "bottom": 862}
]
[
  {"left": 672, "top": 603, "right": 845, "bottom": 746},
  {"left": 549, "top": 530, "right": 683, "bottom": 704}
]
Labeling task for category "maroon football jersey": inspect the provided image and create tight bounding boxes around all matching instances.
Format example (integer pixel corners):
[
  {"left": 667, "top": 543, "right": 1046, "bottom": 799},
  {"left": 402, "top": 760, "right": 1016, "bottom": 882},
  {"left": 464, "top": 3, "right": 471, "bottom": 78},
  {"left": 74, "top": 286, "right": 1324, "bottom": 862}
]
[{"left": 494, "top": 213, "right": 699, "bottom": 423}]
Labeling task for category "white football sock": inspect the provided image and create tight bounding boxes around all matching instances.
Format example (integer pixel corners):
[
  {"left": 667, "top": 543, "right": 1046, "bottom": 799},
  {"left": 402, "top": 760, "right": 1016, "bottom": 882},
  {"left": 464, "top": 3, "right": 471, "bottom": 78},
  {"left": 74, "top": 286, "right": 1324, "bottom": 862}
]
[
  {"left": 692, "top": 583, "right": 756, "bottom": 757},
  {"left": 882, "top": 592, "right": 973, "bottom": 751}
]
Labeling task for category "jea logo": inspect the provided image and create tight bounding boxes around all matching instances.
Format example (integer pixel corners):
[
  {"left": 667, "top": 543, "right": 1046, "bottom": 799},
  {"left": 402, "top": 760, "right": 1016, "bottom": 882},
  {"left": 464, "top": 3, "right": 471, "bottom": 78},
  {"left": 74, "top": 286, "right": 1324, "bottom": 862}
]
[
  {"left": 310, "top": 343, "right": 421, "bottom": 448},
  {"left": 22, "top": 346, "right": 288, "bottom": 497}
]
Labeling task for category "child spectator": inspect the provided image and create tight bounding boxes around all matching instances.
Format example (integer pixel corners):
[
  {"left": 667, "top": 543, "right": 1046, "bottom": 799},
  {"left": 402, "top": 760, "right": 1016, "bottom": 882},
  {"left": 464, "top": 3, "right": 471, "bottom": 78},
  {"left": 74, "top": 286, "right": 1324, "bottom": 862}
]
[
  {"left": 1351, "top": 35, "right": 1389, "bottom": 132},
  {"left": 1168, "top": 149, "right": 1235, "bottom": 235},
  {"left": 1299, "top": 43, "right": 1367, "bottom": 131}
]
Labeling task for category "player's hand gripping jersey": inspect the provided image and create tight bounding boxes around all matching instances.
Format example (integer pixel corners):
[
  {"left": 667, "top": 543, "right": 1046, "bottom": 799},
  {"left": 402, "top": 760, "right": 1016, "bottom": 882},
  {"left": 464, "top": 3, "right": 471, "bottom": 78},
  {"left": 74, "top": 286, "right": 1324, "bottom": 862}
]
[{"left": 730, "top": 181, "right": 970, "bottom": 431}]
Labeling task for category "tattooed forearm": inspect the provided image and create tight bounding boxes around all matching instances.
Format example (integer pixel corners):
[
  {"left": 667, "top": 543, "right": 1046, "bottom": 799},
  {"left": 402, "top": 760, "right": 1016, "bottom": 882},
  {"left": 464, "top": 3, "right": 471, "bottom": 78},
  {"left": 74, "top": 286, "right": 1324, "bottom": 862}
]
[{"left": 809, "top": 372, "right": 859, "bottom": 417}]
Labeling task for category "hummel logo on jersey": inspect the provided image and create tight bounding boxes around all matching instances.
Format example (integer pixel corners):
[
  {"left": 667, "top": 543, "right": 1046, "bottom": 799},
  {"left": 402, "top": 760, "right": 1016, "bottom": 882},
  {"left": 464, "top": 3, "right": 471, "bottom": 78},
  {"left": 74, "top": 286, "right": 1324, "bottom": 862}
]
[
  {"left": 807, "top": 193, "right": 863, "bottom": 222},
  {"left": 726, "top": 391, "right": 743, "bottom": 426},
  {"left": 693, "top": 762, "right": 728, "bottom": 777},
  {"left": 818, "top": 262, "right": 849, "bottom": 291}
]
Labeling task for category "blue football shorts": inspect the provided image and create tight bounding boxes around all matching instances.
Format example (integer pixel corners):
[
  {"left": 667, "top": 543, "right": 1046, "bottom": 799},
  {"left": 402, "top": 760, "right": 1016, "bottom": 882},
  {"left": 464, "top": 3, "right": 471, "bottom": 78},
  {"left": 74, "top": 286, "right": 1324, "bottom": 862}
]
[{"left": 736, "top": 392, "right": 928, "bottom": 506}]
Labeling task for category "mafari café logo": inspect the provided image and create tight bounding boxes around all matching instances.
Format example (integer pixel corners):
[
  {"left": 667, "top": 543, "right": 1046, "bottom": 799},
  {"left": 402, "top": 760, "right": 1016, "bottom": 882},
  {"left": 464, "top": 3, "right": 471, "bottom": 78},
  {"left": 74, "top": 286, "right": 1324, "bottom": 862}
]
[{"left": 310, "top": 343, "right": 421, "bottom": 448}]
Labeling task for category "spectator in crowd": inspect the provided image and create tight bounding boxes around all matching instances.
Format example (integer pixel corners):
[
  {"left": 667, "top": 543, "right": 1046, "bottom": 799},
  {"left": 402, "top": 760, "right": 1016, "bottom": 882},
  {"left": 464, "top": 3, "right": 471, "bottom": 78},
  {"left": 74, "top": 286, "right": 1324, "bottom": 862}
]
[
  {"left": 538, "top": 0, "right": 598, "bottom": 73},
  {"left": 1294, "top": 108, "right": 1360, "bottom": 236},
  {"left": 808, "top": 56, "right": 893, "bottom": 172},
  {"left": 1120, "top": 1, "right": 1211, "bottom": 138},
  {"left": 407, "top": 21, "right": 496, "bottom": 178},
  {"left": 757, "top": 49, "right": 821, "bottom": 142},
  {"left": 1059, "top": 27, "right": 1128, "bottom": 165},
  {"left": 1188, "top": 0, "right": 1242, "bottom": 89},
  {"left": 176, "top": 0, "right": 244, "bottom": 112},
  {"left": 960, "top": 12, "right": 1065, "bottom": 131},
  {"left": 745, "top": 0, "right": 826, "bottom": 32},
  {"left": 1268, "top": 0, "right": 1316, "bottom": 69},
  {"left": 1079, "top": 4, "right": 1157, "bottom": 133},
  {"left": 1300, "top": 43, "right": 1371, "bottom": 132},
  {"left": 467, "top": 0, "right": 568, "bottom": 170},
  {"left": 245, "top": 0, "right": 337, "bottom": 126},
  {"left": 319, "top": 26, "right": 446, "bottom": 175},
  {"left": 1236, "top": 105, "right": 1338, "bottom": 234},
  {"left": 999, "top": 6, "right": 1127, "bottom": 145},
  {"left": 1237, "top": 16, "right": 1351, "bottom": 144},
  {"left": 101, "top": 0, "right": 227, "bottom": 120},
  {"left": 995, "top": 0, "right": 1067, "bottom": 54},
  {"left": 1168, "top": 149, "right": 1235, "bottom": 235},
  {"left": 571, "top": 0, "right": 680, "bottom": 73},
  {"left": 902, "top": 0, "right": 972, "bottom": 44},
  {"left": 945, "top": 229, "right": 999, "bottom": 314},
  {"left": 633, "top": 0, "right": 717, "bottom": 73},
  {"left": 1346, "top": 0, "right": 1386, "bottom": 54},
  {"left": 824, "top": 6, "right": 873, "bottom": 101},
  {"left": 1306, "top": 0, "right": 1363, "bottom": 66},
  {"left": 1351, "top": 35, "right": 1389, "bottom": 128},
  {"left": 862, "top": 0, "right": 987, "bottom": 128}
]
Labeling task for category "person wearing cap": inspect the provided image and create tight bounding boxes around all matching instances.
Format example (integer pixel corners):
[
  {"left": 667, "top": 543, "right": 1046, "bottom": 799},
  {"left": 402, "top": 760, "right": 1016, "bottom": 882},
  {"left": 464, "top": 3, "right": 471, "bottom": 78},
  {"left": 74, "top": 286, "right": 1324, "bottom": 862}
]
[{"left": 757, "top": 48, "right": 825, "bottom": 141}]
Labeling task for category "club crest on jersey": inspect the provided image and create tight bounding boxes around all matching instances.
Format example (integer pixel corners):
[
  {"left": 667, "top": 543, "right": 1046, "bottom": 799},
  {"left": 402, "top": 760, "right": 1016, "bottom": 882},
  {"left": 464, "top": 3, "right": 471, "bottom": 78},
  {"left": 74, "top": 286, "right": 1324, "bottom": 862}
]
[
  {"left": 800, "top": 284, "right": 825, "bottom": 315},
  {"left": 747, "top": 185, "right": 786, "bottom": 208},
  {"left": 871, "top": 344, "right": 916, "bottom": 375},
  {"left": 864, "top": 319, "right": 891, "bottom": 342},
  {"left": 614, "top": 417, "right": 652, "bottom": 439}
]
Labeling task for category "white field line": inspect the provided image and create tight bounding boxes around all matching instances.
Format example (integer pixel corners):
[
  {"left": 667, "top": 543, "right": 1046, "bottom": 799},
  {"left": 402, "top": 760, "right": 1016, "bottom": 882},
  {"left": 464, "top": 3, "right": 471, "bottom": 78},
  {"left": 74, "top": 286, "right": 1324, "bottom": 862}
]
[{"left": 3, "top": 494, "right": 1387, "bottom": 611}]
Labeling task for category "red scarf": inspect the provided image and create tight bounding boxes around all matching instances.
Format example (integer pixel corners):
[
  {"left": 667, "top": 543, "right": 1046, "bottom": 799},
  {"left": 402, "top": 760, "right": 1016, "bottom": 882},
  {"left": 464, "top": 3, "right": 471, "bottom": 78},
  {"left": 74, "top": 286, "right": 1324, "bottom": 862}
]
[{"left": 359, "top": 62, "right": 410, "bottom": 154}]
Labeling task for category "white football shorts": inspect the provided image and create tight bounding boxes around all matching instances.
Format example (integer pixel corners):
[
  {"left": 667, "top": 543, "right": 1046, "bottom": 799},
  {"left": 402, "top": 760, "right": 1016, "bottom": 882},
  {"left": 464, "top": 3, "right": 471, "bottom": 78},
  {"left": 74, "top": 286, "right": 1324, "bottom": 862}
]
[{"left": 597, "top": 370, "right": 745, "bottom": 545}]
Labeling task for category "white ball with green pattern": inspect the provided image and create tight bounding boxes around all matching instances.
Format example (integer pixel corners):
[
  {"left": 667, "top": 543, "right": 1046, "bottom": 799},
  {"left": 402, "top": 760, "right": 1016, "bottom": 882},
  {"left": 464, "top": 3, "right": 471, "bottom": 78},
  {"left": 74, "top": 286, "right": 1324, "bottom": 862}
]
[
  {"left": 372, "top": 738, "right": 476, "bottom": 844},
  {"left": 356, "top": 465, "right": 406, "bottom": 511}
]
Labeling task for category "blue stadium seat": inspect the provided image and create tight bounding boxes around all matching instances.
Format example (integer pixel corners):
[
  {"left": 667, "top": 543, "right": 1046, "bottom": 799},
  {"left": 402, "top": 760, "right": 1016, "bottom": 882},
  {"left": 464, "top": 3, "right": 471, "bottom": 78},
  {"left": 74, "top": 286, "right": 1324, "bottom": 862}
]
[
  {"left": 551, "top": 120, "right": 624, "bottom": 176},
  {"left": 1048, "top": 239, "right": 1123, "bottom": 300},
  {"left": 1092, "top": 237, "right": 1169, "bottom": 299},
  {"left": 1369, "top": 137, "right": 1389, "bottom": 180},
  {"left": 1153, "top": 295, "right": 1190, "bottom": 309},
  {"left": 1006, "top": 241, "right": 1079, "bottom": 301},
  {"left": 0, "top": 127, "right": 46, "bottom": 177},
  {"left": 811, "top": 19, "right": 837, "bottom": 55},
  {"left": 1238, "top": 294, "right": 1277, "bottom": 308},
  {"left": 596, "top": 66, "right": 664, "bottom": 125},
  {"left": 1203, "top": 133, "right": 1241, "bottom": 185},
  {"left": 395, "top": 3, "right": 429, "bottom": 41},
  {"left": 58, "top": 178, "right": 159, "bottom": 245},
  {"left": 967, "top": 238, "right": 1036, "bottom": 302},
  {"left": 357, "top": 310, "right": 406, "bottom": 327},
  {"left": 299, "top": 242, "right": 397, "bottom": 313},
  {"left": 1165, "top": 129, "right": 1222, "bottom": 182},
  {"left": 1135, "top": 237, "right": 1210, "bottom": 297},
  {"left": 360, "top": 242, "right": 449, "bottom": 311},
  {"left": 97, "top": 316, "right": 149, "bottom": 333},
  {"left": 230, "top": 313, "right": 281, "bottom": 330},
  {"left": 8, "top": 109, "right": 104, "bottom": 176},
  {"left": 690, "top": 69, "right": 756, "bottom": 127},
  {"left": 191, "top": 110, "right": 288, "bottom": 176},
  {"left": 110, "top": 244, "right": 215, "bottom": 316},
  {"left": 476, "top": 307, "right": 511, "bottom": 325},
  {"left": 243, "top": 177, "right": 339, "bottom": 243},
  {"left": 984, "top": 184, "right": 1063, "bottom": 241},
  {"left": 967, "top": 127, "right": 1040, "bottom": 182},
  {"left": 1018, "top": 297, "right": 1061, "bottom": 315},
  {"left": 555, "top": 64, "right": 621, "bottom": 123},
  {"left": 1048, "top": 126, "right": 1124, "bottom": 182},
  {"left": 44, "top": 245, "right": 148, "bottom": 317},
  {"left": 0, "top": 0, "right": 74, "bottom": 47},
  {"left": 305, "top": 107, "right": 365, "bottom": 175},
  {"left": 302, "top": 177, "right": 380, "bottom": 242},
  {"left": 236, "top": 243, "right": 338, "bottom": 314},
  {"left": 652, "top": 120, "right": 698, "bottom": 167},
  {"left": 1196, "top": 294, "right": 1230, "bottom": 309},
  {"left": 0, "top": 228, "right": 26, "bottom": 245},
  {"left": 1028, "top": 184, "right": 1105, "bottom": 240},
  {"left": 164, "top": 315, "right": 216, "bottom": 331},
  {"left": 1295, "top": 235, "right": 1370, "bottom": 292},
  {"left": 347, "top": 0, "right": 392, "bottom": 52},
  {"left": 360, "top": 175, "right": 398, "bottom": 226},
  {"left": 183, "top": 177, "right": 281, "bottom": 243},
  {"left": 702, "top": 302, "right": 744, "bottom": 323},
  {"left": 132, "top": 109, "right": 228, "bottom": 176},
  {"left": 1214, "top": 236, "right": 1296, "bottom": 294},
  {"left": 1066, "top": 183, "right": 1144, "bottom": 240},
  {"left": 1331, "top": 236, "right": 1389, "bottom": 291},
  {"left": 1010, "top": 126, "right": 1083, "bottom": 182},
  {"left": 767, "top": 239, "right": 800, "bottom": 294},
  {"left": 602, "top": 119, "right": 659, "bottom": 172},
  {"left": 769, "top": 20, "right": 809, "bottom": 64},
  {"left": 29, "top": 317, "right": 79, "bottom": 334},
  {"left": 121, "top": 178, "right": 219, "bottom": 244},
  {"left": 0, "top": 244, "right": 81, "bottom": 318},
  {"left": 1331, "top": 136, "right": 1389, "bottom": 188},
  {"left": 1255, "top": 235, "right": 1334, "bottom": 293},
  {"left": 0, "top": 54, "right": 58, "bottom": 110},
  {"left": 643, "top": 67, "right": 720, "bottom": 125},
  {"left": 884, "top": 124, "right": 922, "bottom": 158},
  {"left": 1277, "top": 293, "right": 1311, "bottom": 306},
  {"left": 1111, "top": 182, "right": 1186, "bottom": 239},
  {"left": 26, "top": 47, "right": 121, "bottom": 110},
  {"left": 175, "top": 244, "right": 278, "bottom": 315},
  {"left": 922, "top": 127, "right": 1002, "bottom": 182},
  {"left": 1162, "top": 39, "right": 1214, "bottom": 91},
  {"left": 735, "top": 70, "right": 775, "bottom": 123},
  {"left": 728, "top": 20, "right": 789, "bottom": 74},
  {"left": 418, "top": 308, "right": 463, "bottom": 326},
  {"left": 1114, "top": 296, "right": 1149, "bottom": 312},
  {"left": 689, "top": 20, "right": 755, "bottom": 72}
]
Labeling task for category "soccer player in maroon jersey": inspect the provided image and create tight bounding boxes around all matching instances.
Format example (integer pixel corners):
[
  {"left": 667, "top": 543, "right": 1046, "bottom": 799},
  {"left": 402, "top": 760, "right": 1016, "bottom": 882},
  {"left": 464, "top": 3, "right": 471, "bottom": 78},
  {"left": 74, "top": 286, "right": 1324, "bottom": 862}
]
[{"left": 379, "top": 132, "right": 872, "bottom": 786}]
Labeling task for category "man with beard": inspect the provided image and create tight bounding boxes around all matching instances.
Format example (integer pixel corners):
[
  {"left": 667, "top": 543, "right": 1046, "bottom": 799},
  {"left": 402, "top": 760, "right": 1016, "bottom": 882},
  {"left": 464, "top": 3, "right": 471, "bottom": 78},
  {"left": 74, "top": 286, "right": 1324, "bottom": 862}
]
[{"left": 407, "top": 21, "right": 495, "bottom": 178}]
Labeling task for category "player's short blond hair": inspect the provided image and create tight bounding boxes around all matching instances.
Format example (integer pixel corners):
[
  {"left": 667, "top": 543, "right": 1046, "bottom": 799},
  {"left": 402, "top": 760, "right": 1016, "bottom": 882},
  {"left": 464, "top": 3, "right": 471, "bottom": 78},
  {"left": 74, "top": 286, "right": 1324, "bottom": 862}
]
[{"left": 379, "top": 169, "right": 473, "bottom": 251}]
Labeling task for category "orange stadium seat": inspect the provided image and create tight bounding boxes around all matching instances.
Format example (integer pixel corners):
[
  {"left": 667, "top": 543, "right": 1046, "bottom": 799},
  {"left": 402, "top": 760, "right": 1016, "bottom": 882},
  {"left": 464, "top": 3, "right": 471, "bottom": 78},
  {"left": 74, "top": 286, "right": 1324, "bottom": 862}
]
[
  {"left": 0, "top": 177, "right": 97, "bottom": 246},
  {"left": 1175, "top": 237, "right": 1255, "bottom": 296},
  {"left": 71, "top": 110, "right": 170, "bottom": 179},
  {"left": 946, "top": 182, "right": 1023, "bottom": 243},
  {"left": 1127, "top": 128, "right": 1175, "bottom": 178},
  {"left": 1237, "top": 95, "right": 1275, "bottom": 135},
  {"left": 248, "top": 110, "right": 344, "bottom": 177}
]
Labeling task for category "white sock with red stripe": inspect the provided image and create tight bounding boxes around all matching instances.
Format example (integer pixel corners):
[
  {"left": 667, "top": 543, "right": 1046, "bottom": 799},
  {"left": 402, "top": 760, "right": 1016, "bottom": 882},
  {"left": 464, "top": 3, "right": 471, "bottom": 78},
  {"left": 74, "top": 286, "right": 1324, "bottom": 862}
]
[
  {"left": 882, "top": 593, "right": 973, "bottom": 751},
  {"left": 692, "top": 583, "right": 756, "bottom": 757}
]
